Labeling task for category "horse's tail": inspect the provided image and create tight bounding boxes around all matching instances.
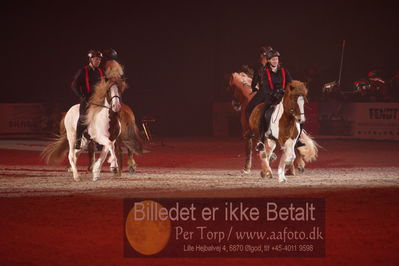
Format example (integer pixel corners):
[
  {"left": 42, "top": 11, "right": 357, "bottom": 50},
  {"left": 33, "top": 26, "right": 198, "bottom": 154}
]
[
  {"left": 297, "top": 129, "right": 319, "bottom": 163},
  {"left": 40, "top": 116, "right": 69, "bottom": 165},
  {"left": 120, "top": 104, "right": 144, "bottom": 155}
]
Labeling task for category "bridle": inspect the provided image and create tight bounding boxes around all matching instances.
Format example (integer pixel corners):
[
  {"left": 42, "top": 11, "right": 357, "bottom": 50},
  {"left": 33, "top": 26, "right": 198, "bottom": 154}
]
[
  {"left": 287, "top": 94, "right": 306, "bottom": 119},
  {"left": 89, "top": 89, "right": 121, "bottom": 110}
]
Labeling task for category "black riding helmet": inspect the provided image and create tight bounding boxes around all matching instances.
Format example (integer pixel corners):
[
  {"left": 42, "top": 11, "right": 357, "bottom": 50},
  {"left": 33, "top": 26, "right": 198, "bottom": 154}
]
[
  {"left": 266, "top": 49, "right": 280, "bottom": 60},
  {"left": 87, "top": 49, "right": 103, "bottom": 59},
  {"left": 260, "top": 46, "right": 273, "bottom": 57},
  {"left": 102, "top": 48, "right": 118, "bottom": 61}
]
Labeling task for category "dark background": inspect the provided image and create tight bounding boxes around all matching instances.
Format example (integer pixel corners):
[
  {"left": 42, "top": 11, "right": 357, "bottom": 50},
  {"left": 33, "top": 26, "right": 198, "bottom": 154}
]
[{"left": 2, "top": 0, "right": 398, "bottom": 136}]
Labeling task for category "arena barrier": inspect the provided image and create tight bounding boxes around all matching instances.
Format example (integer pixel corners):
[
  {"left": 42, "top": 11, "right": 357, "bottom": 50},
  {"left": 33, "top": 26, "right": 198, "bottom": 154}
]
[
  {"left": 319, "top": 102, "right": 399, "bottom": 140},
  {"left": 0, "top": 103, "right": 61, "bottom": 138}
]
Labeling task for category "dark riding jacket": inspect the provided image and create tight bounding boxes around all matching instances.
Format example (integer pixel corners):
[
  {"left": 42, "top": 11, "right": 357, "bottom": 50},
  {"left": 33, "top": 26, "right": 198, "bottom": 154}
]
[
  {"left": 251, "top": 64, "right": 293, "bottom": 94},
  {"left": 246, "top": 64, "right": 293, "bottom": 120},
  {"left": 71, "top": 65, "right": 104, "bottom": 101}
]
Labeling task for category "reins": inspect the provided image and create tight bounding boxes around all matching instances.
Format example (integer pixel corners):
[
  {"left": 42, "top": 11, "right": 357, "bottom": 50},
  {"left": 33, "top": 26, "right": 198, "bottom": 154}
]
[{"left": 89, "top": 95, "right": 120, "bottom": 110}]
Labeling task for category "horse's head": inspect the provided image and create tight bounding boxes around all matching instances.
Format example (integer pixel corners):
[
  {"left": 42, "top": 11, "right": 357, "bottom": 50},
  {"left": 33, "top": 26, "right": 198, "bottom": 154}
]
[
  {"left": 226, "top": 72, "right": 254, "bottom": 106},
  {"left": 106, "top": 84, "right": 122, "bottom": 112},
  {"left": 88, "top": 60, "right": 127, "bottom": 113},
  {"left": 105, "top": 60, "right": 124, "bottom": 79},
  {"left": 283, "top": 80, "right": 308, "bottom": 124},
  {"left": 89, "top": 79, "right": 126, "bottom": 113}
]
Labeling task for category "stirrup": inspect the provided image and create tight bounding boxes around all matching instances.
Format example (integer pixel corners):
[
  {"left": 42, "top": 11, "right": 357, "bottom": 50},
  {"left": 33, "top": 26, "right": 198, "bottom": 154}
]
[{"left": 255, "top": 142, "right": 265, "bottom": 152}]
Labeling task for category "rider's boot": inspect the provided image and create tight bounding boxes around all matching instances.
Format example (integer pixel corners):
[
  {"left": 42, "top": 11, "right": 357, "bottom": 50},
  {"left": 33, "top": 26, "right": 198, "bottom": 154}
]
[
  {"left": 75, "top": 119, "right": 85, "bottom": 150},
  {"left": 255, "top": 104, "right": 270, "bottom": 152}
]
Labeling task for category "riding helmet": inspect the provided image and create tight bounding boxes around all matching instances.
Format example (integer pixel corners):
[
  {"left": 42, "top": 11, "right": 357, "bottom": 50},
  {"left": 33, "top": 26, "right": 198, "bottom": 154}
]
[
  {"left": 87, "top": 49, "right": 103, "bottom": 58},
  {"left": 260, "top": 46, "right": 273, "bottom": 57},
  {"left": 102, "top": 48, "right": 118, "bottom": 60},
  {"left": 265, "top": 49, "right": 280, "bottom": 60}
]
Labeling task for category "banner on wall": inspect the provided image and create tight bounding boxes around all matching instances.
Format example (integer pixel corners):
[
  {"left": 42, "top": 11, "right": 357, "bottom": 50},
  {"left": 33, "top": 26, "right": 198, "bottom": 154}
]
[
  {"left": 319, "top": 102, "right": 399, "bottom": 140},
  {"left": 0, "top": 103, "right": 61, "bottom": 135},
  {"left": 349, "top": 103, "right": 399, "bottom": 140}
]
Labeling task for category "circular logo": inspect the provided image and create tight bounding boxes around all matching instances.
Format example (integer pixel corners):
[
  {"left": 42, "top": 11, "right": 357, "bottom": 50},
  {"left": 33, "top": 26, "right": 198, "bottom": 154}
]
[{"left": 125, "top": 200, "right": 171, "bottom": 255}]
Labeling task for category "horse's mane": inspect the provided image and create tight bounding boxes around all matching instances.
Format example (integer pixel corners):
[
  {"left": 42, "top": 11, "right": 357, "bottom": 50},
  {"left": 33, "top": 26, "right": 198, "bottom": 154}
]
[
  {"left": 85, "top": 60, "right": 127, "bottom": 125},
  {"left": 105, "top": 60, "right": 124, "bottom": 79},
  {"left": 240, "top": 65, "right": 254, "bottom": 78},
  {"left": 286, "top": 80, "right": 308, "bottom": 97}
]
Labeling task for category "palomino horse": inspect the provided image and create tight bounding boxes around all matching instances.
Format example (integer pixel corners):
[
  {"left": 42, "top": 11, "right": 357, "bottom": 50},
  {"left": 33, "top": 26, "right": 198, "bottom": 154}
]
[
  {"left": 87, "top": 103, "right": 143, "bottom": 176},
  {"left": 228, "top": 72, "right": 318, "bottom": 182},
  {"left": 42, "top": 60, "right": 126, "bottom": 181}
]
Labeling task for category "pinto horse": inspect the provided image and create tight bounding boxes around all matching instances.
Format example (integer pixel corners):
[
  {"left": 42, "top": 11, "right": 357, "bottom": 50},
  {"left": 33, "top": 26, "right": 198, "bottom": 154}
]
[
  {"left": 42, "top": 60, "right": 126, "bottom": 181},
  {"left": 87, "top": 103, "right": 144, "bottom": 176},
  {"left": 227, "top": 72, "right": 318, "bottom": 182}
]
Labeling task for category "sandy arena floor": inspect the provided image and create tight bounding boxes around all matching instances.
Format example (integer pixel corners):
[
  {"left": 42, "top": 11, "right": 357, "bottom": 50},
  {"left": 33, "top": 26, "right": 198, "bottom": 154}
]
[{"left": 0, "top": 137, "right": 398, "bottom": 265}]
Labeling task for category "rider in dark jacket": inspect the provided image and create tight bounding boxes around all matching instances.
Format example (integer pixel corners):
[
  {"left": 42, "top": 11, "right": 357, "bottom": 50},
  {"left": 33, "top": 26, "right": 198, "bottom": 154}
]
[
  {"left": 71, "top": 50, "right": 104, "bottom": 149},
  {"left": 245, "top": 46, "right": 271, "bottom": 120},
  {"left": 246, "top": 47, "right": 293, "bottom": 151}
]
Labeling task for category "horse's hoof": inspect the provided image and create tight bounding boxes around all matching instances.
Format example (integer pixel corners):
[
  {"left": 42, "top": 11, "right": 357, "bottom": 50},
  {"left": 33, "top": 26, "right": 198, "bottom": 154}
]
[
  {"left": 298, "top": 167, "right": 304, "bottom": 174},
  {"left": 285, "top": 169, "right": 295, "bottom": 176},
  {"left": 111, "top": 167, "right": 118, "bottom": 174},
  {"left": 260, "top": 171, "right": 273, "bottom": 178},
  {"left": 242, "top": 169, "right": 250, "bottom": 174},
  {"left": 129, "top": 167, "right": 136, "bottom": 174},
  {"left": 93, "top": 173, "right": 99, "bottom": 181},
  {"left": 270, "top": 153, "right": 277, "bottom": 161},
  {"left": 278, "top": 177, "right": 287, "bottom": 183},
  {"left": 73, "top": 175, "right": 81, "bottom": 182}
]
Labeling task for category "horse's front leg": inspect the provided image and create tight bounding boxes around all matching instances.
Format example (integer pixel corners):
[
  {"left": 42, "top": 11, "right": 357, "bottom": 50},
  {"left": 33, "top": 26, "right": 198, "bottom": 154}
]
[
  {"left": 294, "top": 147, "right": 305, "bottom": 173},
  {"left": 127, "top": 149, "right": 137, "bottom": 174},
  {"left": 106, "top": 141, "right": 119, "bottom": 174},
  {"left": 92, "top": 145, "right": 109, "bottom": 181},
  {"left": 243, "top": 136, "right": 252, "bottom": 174},
  {"left": 87, "top": 141, "right": 96, "bottom": 173},
  {"left": 114, "top": 138, "right": 123, "bottom": 176},
  {"left": 260, "top": 139, "right": 276, "bottom": 178},
  {"left": 287, "top": 147, "right": 305, "bottom": 175},
  {"left": 68, "top": 142, "right": 82, "bottom": 181},
  {"left": 278, "top": 138, "right": 296, "bottom": 182}
]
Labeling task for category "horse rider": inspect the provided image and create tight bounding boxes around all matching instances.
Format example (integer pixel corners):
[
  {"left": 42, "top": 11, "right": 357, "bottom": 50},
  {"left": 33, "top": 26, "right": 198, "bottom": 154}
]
[
  {"left": 245, "top": 45, "right": 272, "bottom": 120},
  {"left": 246, "top": 47, "right": 293, "bottom": 151},
  {"left": 71, "top": 49, "right": 104, "bottom": 149}
]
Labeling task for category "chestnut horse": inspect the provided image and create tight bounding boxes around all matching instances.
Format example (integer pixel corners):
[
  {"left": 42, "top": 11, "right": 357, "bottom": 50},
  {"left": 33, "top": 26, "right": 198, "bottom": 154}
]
[{"left": 227, "top": 72, "right": 318, "bottom": 182}]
